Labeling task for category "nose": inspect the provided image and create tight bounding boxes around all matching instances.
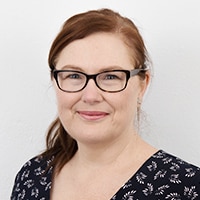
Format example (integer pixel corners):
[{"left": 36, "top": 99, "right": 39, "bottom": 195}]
[{"left": 81, "top": 79, "right": 103, "bottom": 104}]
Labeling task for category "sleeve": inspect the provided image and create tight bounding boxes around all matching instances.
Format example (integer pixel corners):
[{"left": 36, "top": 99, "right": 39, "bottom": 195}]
[
  {"left": 183, "top": 166, "right": 200, "bottom": 199},
  {"left": 10, "top": 156, "right": 52, "bottom": 200},
  {"left": 191, "top": 169, "right": 200, "bottom": 199},
  {"left": 10, "top": 162, "right": 31, "bottom": 199}
]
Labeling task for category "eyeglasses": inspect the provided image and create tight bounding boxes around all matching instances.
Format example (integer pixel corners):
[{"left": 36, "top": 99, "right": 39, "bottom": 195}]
[{"left": 52, "top": 68, "right": 147, "bottom": 93}]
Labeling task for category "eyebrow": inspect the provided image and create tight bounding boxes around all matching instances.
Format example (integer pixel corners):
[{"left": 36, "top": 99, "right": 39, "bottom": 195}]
[
  {"left": 60, "top": 65, "right": 83, "bottom": 71},
  {"left": 59, "top": 65, "right": 125, "bottom": 72}
]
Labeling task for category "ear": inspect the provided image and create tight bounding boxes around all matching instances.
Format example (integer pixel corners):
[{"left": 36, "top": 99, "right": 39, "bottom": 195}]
[{"left": 138, "top": 71, "right": 150, "bottom": 100}]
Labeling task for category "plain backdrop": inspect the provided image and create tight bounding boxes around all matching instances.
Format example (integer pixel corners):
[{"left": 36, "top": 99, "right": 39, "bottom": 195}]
[{"left": 1, "top": 0, "right": 200, "bottom": 199}]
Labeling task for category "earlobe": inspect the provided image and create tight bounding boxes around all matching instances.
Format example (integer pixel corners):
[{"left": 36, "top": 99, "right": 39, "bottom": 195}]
[
  {"left": 144, "top": 71, "right": 150, "bottom": 86},
  {"left": 137, "top": 97, "right": 142, "bottom": 106}
]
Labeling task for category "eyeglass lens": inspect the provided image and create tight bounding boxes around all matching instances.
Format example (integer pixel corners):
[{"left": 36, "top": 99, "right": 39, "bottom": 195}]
[{"left": 55, "top": 70, "right": 128, "bottom": 92}]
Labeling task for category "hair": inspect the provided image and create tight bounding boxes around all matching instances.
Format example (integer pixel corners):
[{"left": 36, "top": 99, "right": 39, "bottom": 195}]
[{"left": 41, "top": 8, "right": 150, "bottom": 174}]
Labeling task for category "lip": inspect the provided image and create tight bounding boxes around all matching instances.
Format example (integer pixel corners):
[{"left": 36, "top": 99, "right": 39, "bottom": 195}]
[{"left": 77, "top": 111, "right": 109, "bottom": 121}]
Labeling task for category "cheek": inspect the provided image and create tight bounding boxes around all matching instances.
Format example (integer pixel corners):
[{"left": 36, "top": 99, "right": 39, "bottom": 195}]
[
  {"left": 120, "top": 85, "right": 139, "bottom": 114},
  {"left": 55, "top": 89, "right": 64, "bottom": 109},
  {"left": 123, "top": 94, "right": 138, "bottom": 115},
  {"left": 54, "top": 89, "right": 74, "bottom": 114},
  {"left": 109, "top": 90, "right": 138, "bottom": 117}
]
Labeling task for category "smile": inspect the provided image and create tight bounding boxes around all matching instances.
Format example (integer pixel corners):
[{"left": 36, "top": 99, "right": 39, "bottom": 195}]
[{"left": 77, "top": 111, "right": 109, "bottom": 121}]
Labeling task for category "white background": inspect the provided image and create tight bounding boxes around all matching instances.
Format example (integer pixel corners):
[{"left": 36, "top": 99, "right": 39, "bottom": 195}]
[{"left": 1, "top": 0, "right": 200, "bottom": 199}]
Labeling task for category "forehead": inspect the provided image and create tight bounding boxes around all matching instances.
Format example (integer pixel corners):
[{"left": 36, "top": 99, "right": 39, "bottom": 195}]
[{"left": 56, "top": 32, "right": 133, "bottom": 71}]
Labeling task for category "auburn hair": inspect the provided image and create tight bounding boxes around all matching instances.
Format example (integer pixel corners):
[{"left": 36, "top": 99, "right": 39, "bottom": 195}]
[{"left": 41, "top": 8, "right": 150, "bottom": 173}]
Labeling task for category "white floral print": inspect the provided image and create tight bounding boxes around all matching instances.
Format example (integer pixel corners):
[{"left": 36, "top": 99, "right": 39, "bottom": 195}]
[{"left": 11, "top": 150, "right": 200, "bottom": 199}]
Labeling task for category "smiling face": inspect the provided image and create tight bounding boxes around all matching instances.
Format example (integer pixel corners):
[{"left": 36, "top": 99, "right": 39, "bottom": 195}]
[{"left": 53, "top": 32, "right": 149, "bottom": 146}]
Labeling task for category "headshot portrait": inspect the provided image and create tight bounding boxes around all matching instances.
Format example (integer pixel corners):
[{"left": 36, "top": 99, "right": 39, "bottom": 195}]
[{"left": 0, "top": 1, "right": 200, "bottom": 199}]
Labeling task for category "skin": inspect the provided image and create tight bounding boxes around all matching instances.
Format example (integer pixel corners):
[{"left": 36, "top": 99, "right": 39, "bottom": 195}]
[{"left": 51, "top": 32, "right": 157, "bottom": 199}]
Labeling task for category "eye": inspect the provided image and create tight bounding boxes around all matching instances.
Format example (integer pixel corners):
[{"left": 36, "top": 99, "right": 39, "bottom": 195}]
[
  {"left": 104, "top": 74, "right": 119, "bottom": 80},
  {"left": 101, "top": 71, "right": 125, "bottom": 81},
  {"left": 68, "top": 73, "right": 81, "bottom": 79},
  {"left": 59, "top": 72, "right": 83, "bottom": 80}
]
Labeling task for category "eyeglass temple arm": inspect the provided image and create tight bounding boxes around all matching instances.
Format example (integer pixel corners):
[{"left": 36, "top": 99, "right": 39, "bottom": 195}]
[{"left": 130, "top": 65, "right": 149, "bottom": 76}]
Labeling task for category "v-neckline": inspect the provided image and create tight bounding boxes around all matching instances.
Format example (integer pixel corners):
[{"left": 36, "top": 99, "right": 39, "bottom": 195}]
[
  {"left": 48, "top": 150, "right": 162, "bottom": 199},
  {"left": 109, "top": 149, "right": 162, "bottom": 199}
]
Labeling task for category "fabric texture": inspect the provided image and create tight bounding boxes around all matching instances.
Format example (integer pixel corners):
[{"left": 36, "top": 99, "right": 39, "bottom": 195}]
[{"left": 11, "top": 150, "right": 200, "bottom": 199}]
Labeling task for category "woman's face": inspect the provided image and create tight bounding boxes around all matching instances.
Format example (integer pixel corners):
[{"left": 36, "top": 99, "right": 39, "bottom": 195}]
[{"left": 54, "top": 32, "right": 149, "bottom": 146}]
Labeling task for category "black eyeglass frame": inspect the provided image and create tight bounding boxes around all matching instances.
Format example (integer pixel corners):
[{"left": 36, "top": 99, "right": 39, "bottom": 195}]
[{"left": 52, "top": 68, "right": 147, "bottom": 93}]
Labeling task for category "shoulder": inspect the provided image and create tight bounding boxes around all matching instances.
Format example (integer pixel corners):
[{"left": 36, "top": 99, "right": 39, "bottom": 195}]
[
  {"left": 148, "top": 150, "right": 200, "bottom": 197},
  {"left": 152, "top": 150, "right": 200, "bottom": 180},
  {"left": 112, "top": 150, "right": 200, "bottom": 199},
  {"left": 11, "top": 155, "right": 54, "bottom": 200}
]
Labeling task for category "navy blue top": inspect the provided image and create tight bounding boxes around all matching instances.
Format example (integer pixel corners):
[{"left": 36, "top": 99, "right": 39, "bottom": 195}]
[{"left": 11, "top": 150, "right": 200, "bottom": 199}]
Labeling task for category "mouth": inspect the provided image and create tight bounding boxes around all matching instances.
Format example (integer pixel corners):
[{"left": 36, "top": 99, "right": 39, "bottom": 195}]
[{"left": 77, "top": 111, "right": 109, "bottom": 121}]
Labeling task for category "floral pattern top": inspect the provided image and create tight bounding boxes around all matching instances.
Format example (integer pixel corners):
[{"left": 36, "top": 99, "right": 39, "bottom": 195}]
[{"left": 11, "top": 150, "right": 200, "bottom": 199}]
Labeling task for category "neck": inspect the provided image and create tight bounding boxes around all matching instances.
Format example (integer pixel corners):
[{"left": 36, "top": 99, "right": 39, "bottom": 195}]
[{"left": 72, "top": 132, "right": 143, "bottom": 169}]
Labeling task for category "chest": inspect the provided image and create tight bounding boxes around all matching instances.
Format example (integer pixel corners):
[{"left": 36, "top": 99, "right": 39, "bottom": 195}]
[{"left": 50, "top": 167, "right": 137, "bottom": 200}]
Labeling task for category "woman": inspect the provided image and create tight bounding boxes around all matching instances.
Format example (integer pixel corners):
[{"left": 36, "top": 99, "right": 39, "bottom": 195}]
[{"left": 11, "top": 8, "right": 200, "bottom": 199}]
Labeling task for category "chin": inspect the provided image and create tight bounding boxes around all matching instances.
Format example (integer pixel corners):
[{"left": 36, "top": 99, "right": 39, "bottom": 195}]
[{"left": 70, "top": 128, "right": 113, "bottom": 146}]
